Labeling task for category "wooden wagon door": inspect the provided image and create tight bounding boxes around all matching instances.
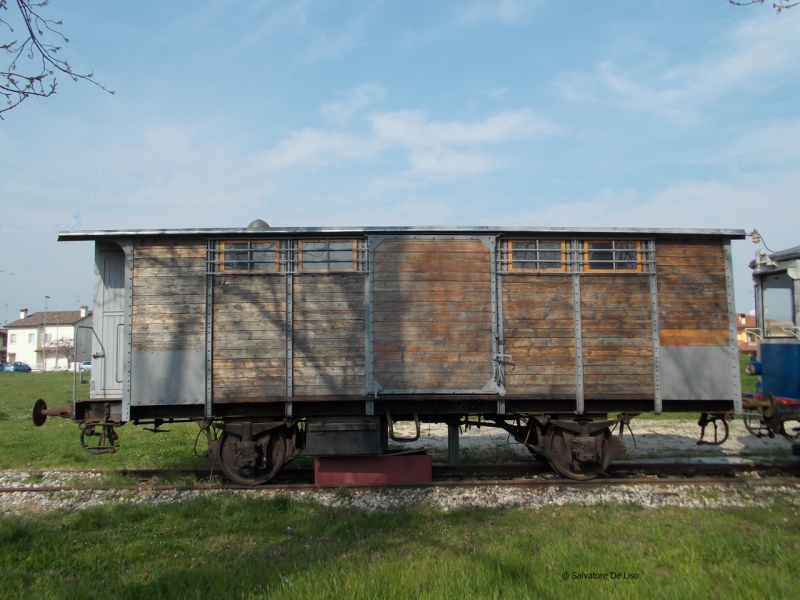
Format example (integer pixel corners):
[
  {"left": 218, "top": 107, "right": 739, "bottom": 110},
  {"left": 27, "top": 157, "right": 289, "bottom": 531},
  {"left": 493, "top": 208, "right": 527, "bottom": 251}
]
[{"left": 367, "top": 236, "right": 500, "bottom": 394}]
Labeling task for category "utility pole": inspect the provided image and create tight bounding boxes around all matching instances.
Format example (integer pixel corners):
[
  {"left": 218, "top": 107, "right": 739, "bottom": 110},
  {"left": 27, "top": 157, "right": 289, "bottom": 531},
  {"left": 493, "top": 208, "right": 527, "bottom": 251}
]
[
  {"left": 43, "top": 296, "right": 50, "bottom": 372},
  {"left": 54, "top": 316, "right": 59, "bottom": 371}
]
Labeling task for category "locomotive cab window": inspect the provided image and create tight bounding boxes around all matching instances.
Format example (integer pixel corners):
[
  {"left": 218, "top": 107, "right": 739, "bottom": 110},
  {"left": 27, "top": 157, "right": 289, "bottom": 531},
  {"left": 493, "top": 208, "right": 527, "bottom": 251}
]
[
  {"left": 299, "top": 239, "right": 358, "bottom": 272},
  {"left": 583, "top": 240, "right": 641, "bottom": 272},
  {"left": 219, "top": 240, "right": 279, "bottom": 272},
  {"left": 762, "top": 272, "right": 796, "bottom": 338},
  {"left": 507, "top": 240, "right": 565, "bottom": 271}
]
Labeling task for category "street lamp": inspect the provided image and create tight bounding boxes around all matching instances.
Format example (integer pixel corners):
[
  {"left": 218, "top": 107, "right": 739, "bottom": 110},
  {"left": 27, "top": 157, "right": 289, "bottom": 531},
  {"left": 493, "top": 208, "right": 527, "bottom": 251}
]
[
  {"left": 43, "top": 296, "right": 50, "bottom": 372},
  {"left": 54, "top": 316, "right": 59, "bottom": 371}
]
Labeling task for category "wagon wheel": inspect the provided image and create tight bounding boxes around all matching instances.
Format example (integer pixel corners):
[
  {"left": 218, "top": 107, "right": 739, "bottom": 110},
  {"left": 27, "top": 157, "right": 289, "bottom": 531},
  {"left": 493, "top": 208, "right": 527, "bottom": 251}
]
[
  {"left": 545, "top": 426, "right": 611, "bottom": 481},
  {"left": 530, "top": 451, "right": 551, "bottom": 465},
  {"left": 696, "top": 413, "right": 729, "bottom": 446},
  {"left": 218, "top": 428, "right": 286, "bottom": 486},
  {"left": 743, "top": 411, "right": 768, "bottom": 438},
  {"left": 79, "top": 424, "right": 118, "bottom": 455},
  {"left": 779, "top": 420, "right": 800, "bottom": 445}
]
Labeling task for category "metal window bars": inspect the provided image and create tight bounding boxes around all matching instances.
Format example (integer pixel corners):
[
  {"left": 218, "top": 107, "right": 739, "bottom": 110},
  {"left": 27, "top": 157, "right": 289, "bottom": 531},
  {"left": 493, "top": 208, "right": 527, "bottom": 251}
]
[
  {"left": 498, "top": 239, "right": 655, "bottom": 273},
  {"left": 501, "top": 240, "right": 566, "bottom": 272},
  {"left": 207, "top": 238, "right": 368, "bottom": 275}
]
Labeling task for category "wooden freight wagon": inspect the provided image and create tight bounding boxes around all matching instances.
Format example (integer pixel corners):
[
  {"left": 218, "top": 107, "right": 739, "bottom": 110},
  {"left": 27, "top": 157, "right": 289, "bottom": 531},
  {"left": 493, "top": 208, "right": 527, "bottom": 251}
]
[{"left": 38, "top": 224, "right": 745, "bottom": 481}]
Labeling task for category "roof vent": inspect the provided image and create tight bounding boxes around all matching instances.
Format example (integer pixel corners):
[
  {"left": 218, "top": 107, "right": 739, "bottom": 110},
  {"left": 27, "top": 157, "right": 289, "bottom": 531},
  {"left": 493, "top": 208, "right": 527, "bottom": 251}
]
[{"left": 247, "top": 219, "right": 269, "bottom": 229}]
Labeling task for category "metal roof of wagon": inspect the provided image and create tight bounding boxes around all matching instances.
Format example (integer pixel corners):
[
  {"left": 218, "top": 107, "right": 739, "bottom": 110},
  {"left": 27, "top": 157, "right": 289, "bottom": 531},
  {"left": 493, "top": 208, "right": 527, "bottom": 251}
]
[{"left": 58, "top": 226, "right": 746, "bottom": 242}]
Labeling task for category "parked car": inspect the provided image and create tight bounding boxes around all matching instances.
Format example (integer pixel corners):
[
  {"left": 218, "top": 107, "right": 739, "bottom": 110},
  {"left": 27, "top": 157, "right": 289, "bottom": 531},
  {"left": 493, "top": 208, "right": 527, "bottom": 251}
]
[
  {"left": 4, "top": 362, "right": 31, "bottom": 373},
  {"left": 79, "top": 361, "right": 92, "bottom": 373}
]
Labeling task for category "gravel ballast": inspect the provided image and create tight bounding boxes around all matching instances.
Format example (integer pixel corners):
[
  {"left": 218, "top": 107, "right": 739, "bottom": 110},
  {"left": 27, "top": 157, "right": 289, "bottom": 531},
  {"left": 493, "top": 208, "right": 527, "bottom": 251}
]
[
  {"left": 3, "top": 419, "right": 798, "bottom": 516},
  {"left": 2, "top": 470, "right": 799, "bottom": 516}
]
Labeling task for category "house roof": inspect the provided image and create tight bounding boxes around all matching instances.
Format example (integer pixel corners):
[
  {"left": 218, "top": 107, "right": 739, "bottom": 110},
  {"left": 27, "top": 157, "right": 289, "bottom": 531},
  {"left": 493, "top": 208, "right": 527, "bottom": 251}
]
[
  {"left": 739, "top": 340, "right": 757, "bottom": 352},
  {"left": 5, "top": 311, "right": 92, "bottom": 328},
  {"left": 735, "top": 313, "right": 757, "bottom": 329}
]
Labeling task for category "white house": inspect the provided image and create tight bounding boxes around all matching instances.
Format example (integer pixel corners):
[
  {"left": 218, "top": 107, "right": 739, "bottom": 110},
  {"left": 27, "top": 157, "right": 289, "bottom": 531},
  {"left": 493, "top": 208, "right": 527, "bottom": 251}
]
[{"left": 5, "top": 307, "right": 93, "bottom": 371}]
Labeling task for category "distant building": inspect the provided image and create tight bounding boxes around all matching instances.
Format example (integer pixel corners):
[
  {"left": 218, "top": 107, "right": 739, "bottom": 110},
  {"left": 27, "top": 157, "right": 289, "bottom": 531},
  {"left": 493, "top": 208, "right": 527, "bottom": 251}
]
[
  {"left": 735, "top": 312, "right": 758, "bottom": 356},
  {"left": 4, "top": 307, "right": 93, "bottom": 370},
  {"left": 0, "top": 329, "right": 7, "bottom": 363}
]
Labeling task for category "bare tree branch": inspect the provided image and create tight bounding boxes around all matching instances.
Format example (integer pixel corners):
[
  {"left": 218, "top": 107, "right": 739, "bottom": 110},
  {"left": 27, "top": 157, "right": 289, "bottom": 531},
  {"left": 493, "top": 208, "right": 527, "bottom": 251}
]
[
  {"left": 728, "top": 0, "right": 799, "bottom": 12},
  {"left": 52, "top": 337, "right": 74, "bottom": 363},
  {"left": 1, "top": 0, "right": 113, "bottom": 119}
]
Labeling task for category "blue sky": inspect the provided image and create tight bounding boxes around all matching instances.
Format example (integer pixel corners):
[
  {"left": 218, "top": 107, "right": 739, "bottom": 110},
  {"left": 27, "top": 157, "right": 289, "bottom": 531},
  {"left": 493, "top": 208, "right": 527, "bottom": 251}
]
[{"left": 1, "top": 0, "right": 798, "bottom": 324}]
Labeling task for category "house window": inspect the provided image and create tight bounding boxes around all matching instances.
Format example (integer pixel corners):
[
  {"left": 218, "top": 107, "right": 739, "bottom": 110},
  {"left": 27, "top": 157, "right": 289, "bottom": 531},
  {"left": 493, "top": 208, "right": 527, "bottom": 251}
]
[
  {"left": 28, "top": 334, "right": 35, "bottom": 344},
  {"left": 507, "top": 240, "right": 566, "bottom": 271},
  {"left": 45, "top": 334, "right": 52, "bottom": 343},
  {"left": 299, "top": 240, "right": 358, "bottom": 272},
  {"left": 219, "top": 240, "right": 279, "bottom": 273},
  {"left": 583, "top": 240, "right": 641, "bottom": 272},
  {"left": 9, "top": 334, "right": 16, "bottom": 344}
]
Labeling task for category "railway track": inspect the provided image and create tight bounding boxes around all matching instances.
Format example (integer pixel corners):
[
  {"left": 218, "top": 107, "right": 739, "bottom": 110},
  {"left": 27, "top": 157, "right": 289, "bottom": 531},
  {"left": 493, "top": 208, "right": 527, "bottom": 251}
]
[{"left": 2, "top": 459, "right": 799, "bottom": 494}]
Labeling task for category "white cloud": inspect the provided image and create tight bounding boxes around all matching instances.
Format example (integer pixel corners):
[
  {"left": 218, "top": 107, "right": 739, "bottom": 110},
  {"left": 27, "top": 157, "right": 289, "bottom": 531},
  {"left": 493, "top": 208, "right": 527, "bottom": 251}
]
[
  {"left": 486, "top": 86, "right": 510, "bottom": 100},
  {"left": 320, "top": 83, "right": 386, "bottom": 122},
  {"left": 409, "top": 148, "right": 497, "bottom": 177},
  {"left": 256, "top": 108, "right": 558, "bottom": 177},
  {"left": 256, "top": 128, "right": 372, "bottom": 170},
  {"left": 730, "top": 119, "right": 800, "bottom": 164},
  {"left": 302, "top": 4, "right": 375, "bottom": 63},
  {"left": 456, "top": 0, "right": 540, "bottom": 25},
  {"left": 371, "top": 109, "right": 556, "bottom": 147},
  {"left": 556, "top": 11, "right": 800, "bottom": 124}
]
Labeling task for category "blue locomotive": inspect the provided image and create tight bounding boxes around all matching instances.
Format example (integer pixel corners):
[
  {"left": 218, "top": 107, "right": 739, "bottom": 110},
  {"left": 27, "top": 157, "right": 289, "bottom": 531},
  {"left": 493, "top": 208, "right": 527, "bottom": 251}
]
[{"left": 742, "top": 232, "right": 800, "bottom": 447}]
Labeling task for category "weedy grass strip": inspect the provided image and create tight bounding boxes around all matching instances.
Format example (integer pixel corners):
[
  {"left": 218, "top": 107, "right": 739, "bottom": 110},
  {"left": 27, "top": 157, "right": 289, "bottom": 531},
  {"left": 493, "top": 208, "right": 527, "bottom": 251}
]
[{"left": 0, "top": 495, "right": 799, "bottom": 599}]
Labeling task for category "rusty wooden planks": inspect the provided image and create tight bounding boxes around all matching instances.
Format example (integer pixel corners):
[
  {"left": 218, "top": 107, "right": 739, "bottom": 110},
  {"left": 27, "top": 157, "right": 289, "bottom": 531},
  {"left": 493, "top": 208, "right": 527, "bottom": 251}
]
[
  {"left": 502, "top": 274, "right": 576, "bottom": 394},
  {"left": 373, "top": 239, "right": 492, "bottom": 390},
  {"left": 293, "top": 273, "right": 365, "bottom": 396},
  {"left": 132, "top": 239, "right": 206, "bottom": 352},
  {"left": 656, "top": 238, "right": 729, "bottom": 346},
  {"left": 581, "top": 275, "right": 654, "bottom": 396},
  {"left": 212, "top": 274, "right": 286, "bottom": 402}
]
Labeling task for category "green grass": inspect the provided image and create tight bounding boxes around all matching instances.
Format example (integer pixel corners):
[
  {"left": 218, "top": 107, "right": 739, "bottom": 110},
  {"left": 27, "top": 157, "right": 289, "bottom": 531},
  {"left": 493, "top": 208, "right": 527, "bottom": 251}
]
[
  {"left": 740, "top": 353, "right": 759, "bottom": 393},
  {"left": 0, "top": 372, "right": 210, "bottom": 470},
  {"left": 1, "top": 494, "right": 799, "bottom": 599}
]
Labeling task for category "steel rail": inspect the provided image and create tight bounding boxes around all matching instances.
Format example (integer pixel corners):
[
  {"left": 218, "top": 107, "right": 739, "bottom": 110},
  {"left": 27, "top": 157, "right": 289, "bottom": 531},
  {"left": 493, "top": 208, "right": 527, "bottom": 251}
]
[
  {"left": 1, "top": 475, "right": 799, "bottom": 495},
  {"left": 5, "top": 459, "right": 799, "bottom": 484},
  {"left": 3, "top": 459, "right": 800, "bottom": 494}
]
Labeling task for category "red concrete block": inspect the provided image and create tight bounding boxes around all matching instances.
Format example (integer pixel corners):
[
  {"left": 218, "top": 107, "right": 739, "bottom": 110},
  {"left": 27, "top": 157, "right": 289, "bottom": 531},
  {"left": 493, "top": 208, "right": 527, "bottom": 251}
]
[{"left": 314, "top": 455, "right": 433, "bottom": 486}]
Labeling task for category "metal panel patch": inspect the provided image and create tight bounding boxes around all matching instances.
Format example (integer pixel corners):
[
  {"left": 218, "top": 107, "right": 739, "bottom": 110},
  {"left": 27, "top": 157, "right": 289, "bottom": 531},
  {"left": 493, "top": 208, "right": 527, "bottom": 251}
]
[
  {"left": 131, "top": 350, "right": 206, "bottom": 405},
  {"left": 659, "top": 346, "right": 737, "bottom": 401}
]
